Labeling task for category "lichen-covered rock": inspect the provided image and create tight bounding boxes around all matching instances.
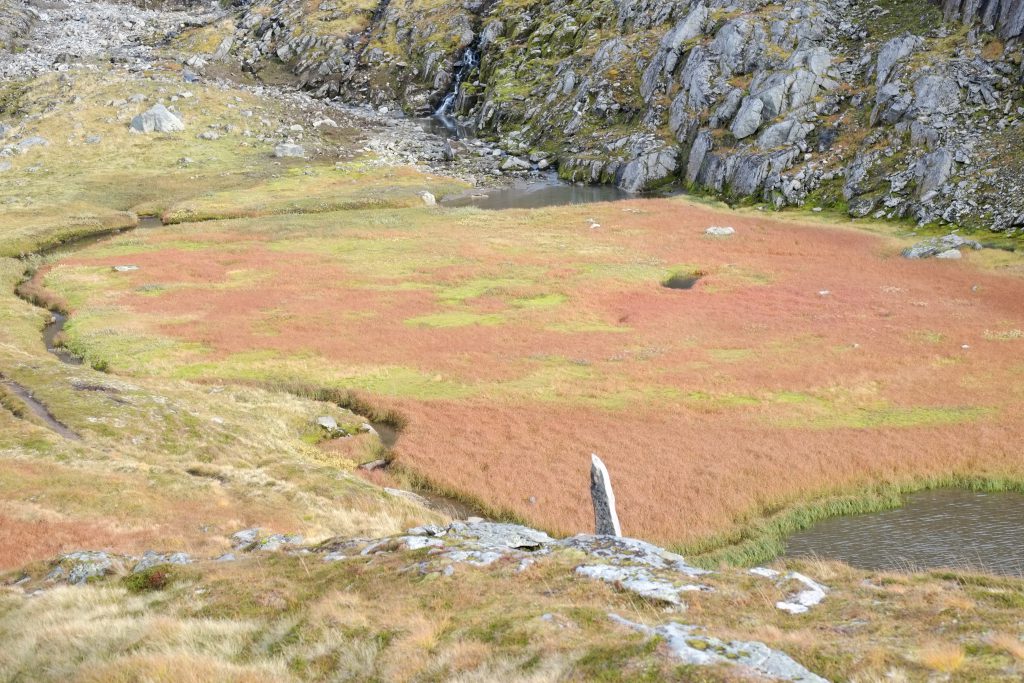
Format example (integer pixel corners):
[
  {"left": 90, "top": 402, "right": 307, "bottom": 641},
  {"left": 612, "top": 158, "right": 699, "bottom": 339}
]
[
  {"left": 0, "top": 0, "right": 34, "bottom": 52},
  {"left": 273, "top": 142, "right": 306, "bottom": 158},
  {"left": 902, "top": 233, "right": 983, "bottom": 259},
  {"left": 575, "top": 564, "right": 710, "bottom": 605},
  {"left": 875, "top": 34, "right": 923, "bottom": 87},
  {"left": 939, "top": 0, "right": 1024, "bottom": 41},
  {"left": 617, "top": 148, "right": 678, "bottom": 192},
  {"left": 912, "top": 148, "right": 954, "bottom": 199},
  {"left": 750, "top": 567, "right": 829, "bottom": 614},
  {"left": 49, "top": 551, "right": 127, "bottom": 585},
  {"left": 731, "top": 97, "right": 765, "bottom": 140},
  {"left": 611, "top": 615, "right": 830, "bottom": 682},
  {"left": 705, "top": 226, "right": 735, "bottom": 236},
  {"left": 133, "top": 551, "right": 192, "bottom": 574},
  {"left": 316, "top": 518, "right": 730, "bottom": 604},
  {"left": 232, "top": 528, "right": 304, "bottom": 551},
  {"left": 559, "top": 534, "right": 708, "bottom": 576}
]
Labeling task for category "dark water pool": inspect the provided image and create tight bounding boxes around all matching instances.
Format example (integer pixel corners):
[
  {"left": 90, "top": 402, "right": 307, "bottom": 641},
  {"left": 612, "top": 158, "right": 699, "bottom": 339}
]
[
  {"left": 663, "top": 274, "right": 702, "bottom": 290},
  {"left": 784, "top": 489, "right": 1024, "bottom": 577},
  {"left": 418, "top": 114, "right": 475, "bottom": 140},
  {"left": 442, "top": 178, "right": 636, "bottom": 211}
]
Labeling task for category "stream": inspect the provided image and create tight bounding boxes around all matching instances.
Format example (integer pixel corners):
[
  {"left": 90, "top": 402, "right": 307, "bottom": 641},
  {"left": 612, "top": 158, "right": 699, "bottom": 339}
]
[
  {"left": 1, "top": 377, "right": 80, "bottom": 440},
  {"left": 423, "top": 45, "right": 639, "bottom": 212},
  {"left": 783, "top": 489, "right": 1024, "bottom": 577},
  {"left": 36, "top": 217, "right": 163, "bottom": 367}
]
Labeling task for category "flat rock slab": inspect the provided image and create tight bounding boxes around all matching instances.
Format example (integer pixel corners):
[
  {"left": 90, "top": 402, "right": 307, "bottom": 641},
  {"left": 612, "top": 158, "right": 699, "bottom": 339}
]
[
  {"left": 705, "top": 226, "right": 736, "bottom": 236},
  {"left": 611, "top": 615, "right": 830, "bottom": 682},
  {"left": 750, "top": 567, "right": 829, "bottom": 614},
  {"left": 576, "top": 564, "right": 711, "bottom": 604}
]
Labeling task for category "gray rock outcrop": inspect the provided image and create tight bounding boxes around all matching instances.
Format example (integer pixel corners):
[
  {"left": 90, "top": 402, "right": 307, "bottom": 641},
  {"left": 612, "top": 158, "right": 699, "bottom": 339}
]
[
  {"left": 902, "top": 232, "right": 983, "bottom": 259},
  {"left": 130, "top": 104, "right": 185, "bottom": 134},
  {"left": 274, "top": 142, "right": 306, "bottom": 158},
  {"left": 223, "top": 0, "right": 1024, "bottom": 233}
]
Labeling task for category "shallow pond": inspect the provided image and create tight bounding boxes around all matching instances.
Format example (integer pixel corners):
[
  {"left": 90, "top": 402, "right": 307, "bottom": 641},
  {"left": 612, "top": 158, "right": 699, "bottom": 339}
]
[
  {"left": 418, "top": 114, "right": 475, "bottom": 140},
  {"left": 419, "top": 114, "right": 646, "bottom": 210},
  {"left": 784, "top": 489, "right": 1024, "bottom": 577},
  {"left": 442, "top": 176, "right": 636, "bottom": 211}
]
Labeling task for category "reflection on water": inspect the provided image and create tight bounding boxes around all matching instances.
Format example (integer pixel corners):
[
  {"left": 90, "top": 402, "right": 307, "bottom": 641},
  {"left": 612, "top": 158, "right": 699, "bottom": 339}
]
[
  {"left": 442, "top": 178, "right": 635, "bottom": 211},
  {"left": 418, "top": 114, "right": 648, "bottom": 210},
  {"left": 418, "top": 115, "right": 475, "bottom": 140},
  {"left": 784, "top": 489, "right": 1024, "bottom": 577}
]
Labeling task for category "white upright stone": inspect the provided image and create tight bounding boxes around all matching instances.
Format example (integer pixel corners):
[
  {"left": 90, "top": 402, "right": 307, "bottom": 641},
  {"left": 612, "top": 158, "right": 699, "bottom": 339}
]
[{"left": 590, "top": 453, "right": 622, "bottom": 537}]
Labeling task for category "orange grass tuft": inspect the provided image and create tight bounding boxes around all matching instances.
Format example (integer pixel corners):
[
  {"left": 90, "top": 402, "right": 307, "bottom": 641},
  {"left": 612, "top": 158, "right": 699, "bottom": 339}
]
[{"left": 0, "top": 511, "right": 145, "bottom": 571}]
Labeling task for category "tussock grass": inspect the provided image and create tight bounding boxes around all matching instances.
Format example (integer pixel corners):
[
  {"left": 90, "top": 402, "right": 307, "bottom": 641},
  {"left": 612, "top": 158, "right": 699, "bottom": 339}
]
[
  {"left": 915, "top": 642, "right": 966, "bottom": 672},
  {"left": 987, "top": 633, "right": 1024, "bottom": 661},
  {"left": 45, "top": 195, "right": 1024, "bottom": 551},
  {"left": 1, "top": 39, "right": 1024, "bottom": 682},
  {"left": 3, "top": 548, "right": 1024, "bottom": 681},
  {"left": 258, "top": 379, "right": 409, "bottom": 431},
  {"left": 161, "top": 164, "right": 467, "bottom": 224}
]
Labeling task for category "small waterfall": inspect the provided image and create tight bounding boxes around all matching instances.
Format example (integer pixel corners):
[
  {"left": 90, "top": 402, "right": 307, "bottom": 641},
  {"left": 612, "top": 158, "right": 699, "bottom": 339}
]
[{"left": 434, "top": 48, "right": 479, "bottom": 117}]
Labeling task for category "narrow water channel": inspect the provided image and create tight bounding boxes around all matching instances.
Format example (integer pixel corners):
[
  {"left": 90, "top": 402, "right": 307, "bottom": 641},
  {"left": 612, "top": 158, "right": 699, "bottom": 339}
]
[
  {"left": 43, "top": 312, "right": 82, "bottom": 365},
  {"left": 784, "top": 489, "right": 1024, "bottom": 577},
  {"left": 1, "top": 378, "right": 80, "bottom": 440}
]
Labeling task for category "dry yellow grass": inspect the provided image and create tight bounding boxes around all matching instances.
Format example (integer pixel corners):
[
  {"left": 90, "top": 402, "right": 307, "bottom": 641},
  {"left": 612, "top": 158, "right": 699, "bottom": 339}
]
[
  {"left": 3, "top": 550, "right": 1024, "bottom": 682},
  {"left": 987, "top": 633, "right": 1024, "bottom": 661},
  {"left": 915, "top": 641, "right": 966, "bottom": 672}
]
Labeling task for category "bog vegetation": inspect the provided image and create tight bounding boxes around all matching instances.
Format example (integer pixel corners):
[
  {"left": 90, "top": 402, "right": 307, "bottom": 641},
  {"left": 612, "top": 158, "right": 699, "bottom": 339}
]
[
  {"left": 43, "top": 192, "right": 1024, "bottom": 562},
  {"left": 1, "top": 18, "right": 1024, "bottom": 680}
]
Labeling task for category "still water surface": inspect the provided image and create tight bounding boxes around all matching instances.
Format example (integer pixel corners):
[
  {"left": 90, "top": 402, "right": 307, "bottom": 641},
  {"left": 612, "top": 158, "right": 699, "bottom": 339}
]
[
  {"left": 441, "top": 177, "right": 636, "bottom": 211},
  {"left": 784, "top": 489, "right": 1024, "bottom": 577}
]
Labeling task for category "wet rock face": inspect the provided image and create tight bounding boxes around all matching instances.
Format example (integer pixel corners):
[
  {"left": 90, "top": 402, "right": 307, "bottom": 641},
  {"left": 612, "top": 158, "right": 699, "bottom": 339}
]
[{"left": 229, "top": 0, "right": 1024, "bottom": 232}]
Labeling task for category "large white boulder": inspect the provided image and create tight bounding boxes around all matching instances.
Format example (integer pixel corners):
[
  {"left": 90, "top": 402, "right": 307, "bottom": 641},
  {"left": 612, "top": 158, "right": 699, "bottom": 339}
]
[{"left": 129, "top": 104, "right": 185, "bottom": 134}]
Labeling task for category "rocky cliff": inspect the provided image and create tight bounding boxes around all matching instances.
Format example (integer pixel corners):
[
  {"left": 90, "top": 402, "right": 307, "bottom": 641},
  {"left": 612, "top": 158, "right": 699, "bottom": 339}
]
[
  {"left": 940, "top": 0, "right": 1024, "bottom": 40},
  {"left": 220, "top": 0, "right": 1024, "bottom": 234}
]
